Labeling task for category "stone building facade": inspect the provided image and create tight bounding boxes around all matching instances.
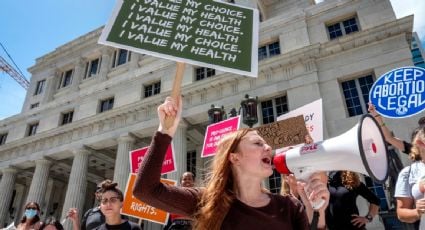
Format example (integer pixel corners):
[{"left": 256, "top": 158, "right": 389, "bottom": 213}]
[{"left": 0, "top": 0, "right": 420, "bottom": 229}]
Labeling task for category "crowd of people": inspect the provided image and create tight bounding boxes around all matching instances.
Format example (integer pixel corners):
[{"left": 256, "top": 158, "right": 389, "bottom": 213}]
[{"left": 4, "top": 96, "right": 425, "bottom": 230}]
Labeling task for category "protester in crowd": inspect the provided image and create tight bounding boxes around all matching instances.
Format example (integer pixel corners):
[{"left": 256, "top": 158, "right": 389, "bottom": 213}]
[
  {"left": 16, "top": 202, "right": 43, "bottom": 230},
  {"left": 164, "top": 172, "right": 196, "bottom": 230},
  {"left": 368, "top": 103, "right": 424, "bottom": 155},
  {"left": 395, "top": 127, "right": 425, "bottom": 229},
  {"left": 133, "top": 92, "right": 330, "bottom": 230},
  {"left": 38, "top": 217, "right": 64, "bottom": 230},
  {"left": 96, "top": 180, "right": 140, "bottom": 230},
  {"left": 369, "top": 102, "right": 425, "bottom": 229},
  {"left": 81, "top": 182, "right": 106, "bottom": 230},
  {"left": 326, "top": 171, "right": 380, "bottom": 230}
]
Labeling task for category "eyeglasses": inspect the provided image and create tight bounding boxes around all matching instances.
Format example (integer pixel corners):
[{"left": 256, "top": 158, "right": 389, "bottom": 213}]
[
  {"left": 26, "top": 207, "right": 37, "bottom": 210},
  {"left": 100, "top": 197, "right": 120, "bottom": 205}
]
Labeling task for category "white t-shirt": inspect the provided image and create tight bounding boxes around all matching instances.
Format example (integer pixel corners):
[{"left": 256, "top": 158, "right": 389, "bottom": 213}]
[{"left": 395, "top": 161, "right": 425, "bottom": 229}]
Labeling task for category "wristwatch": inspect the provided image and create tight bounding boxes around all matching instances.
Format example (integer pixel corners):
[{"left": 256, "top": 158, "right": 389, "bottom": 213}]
[{"left": 365, "top": 214, "right": 373, "bottom": 222}]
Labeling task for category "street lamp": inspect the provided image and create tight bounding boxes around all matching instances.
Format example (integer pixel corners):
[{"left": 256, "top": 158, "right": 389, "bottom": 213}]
[
  {"left": 240, "top": 94, "right": 258, "bottom": 128},
  {"left": 207, "top": 104, "right": 226, "bottom": 124},
  {"left": 228, "top": 94, "right": 259, "bottom": 128}
]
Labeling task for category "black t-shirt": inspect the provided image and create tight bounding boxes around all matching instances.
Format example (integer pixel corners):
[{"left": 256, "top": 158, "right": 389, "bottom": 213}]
[
  {"left": 96, "top": 220, "right": 140, "bottom": 230},
  {"left": 326, "top": 171, "right": 380, "bottom": 230}
]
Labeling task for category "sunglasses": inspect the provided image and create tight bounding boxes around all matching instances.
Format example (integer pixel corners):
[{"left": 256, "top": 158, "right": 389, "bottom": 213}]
[
  {"left": 26, "top": 207, "right": 38, "bottom": 210},
  {"left": 100, "top": 197, "right": 120, "bottom": 205}
]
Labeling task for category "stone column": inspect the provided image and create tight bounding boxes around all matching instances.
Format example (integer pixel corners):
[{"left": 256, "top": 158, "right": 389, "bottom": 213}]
[
  {"left": 42, "top": 69, "right": 59, "bottom": 104},
  {"left": 61, "top": 148, "right": 90, "bottom": 228},
  {"left": 195, "top": 146, "right": 205, "bottom": 182},
  {"left": 129, "top": 53, "right": 140, "bottom": 71},
  {"left": 99, "top": 48, "right": 113, "bottom": 81},
  {"left": 113, "top": 134, "right": 135, "bottom": 192},
  {"left": 0, "top": 168, "right": 17, "bottom": 227},
  {"left": 71, "top": 59, "right": 85, "bottom": 90},
  {"left": 167, "top": 122, "right": 188, "bottom": 181},
  {"left": 26, "top": 159, "right": 51, "bottom": 206}
]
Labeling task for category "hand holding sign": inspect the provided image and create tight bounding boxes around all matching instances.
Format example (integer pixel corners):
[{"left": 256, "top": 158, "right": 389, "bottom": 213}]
[{"left": 164, "top": 62, "right": 185, "bottom": 130}]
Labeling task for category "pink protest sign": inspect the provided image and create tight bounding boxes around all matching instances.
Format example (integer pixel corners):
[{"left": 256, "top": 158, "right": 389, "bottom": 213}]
[
  {"left": 130, "top": 144, "right": 176, "bottom": 174},
  {"left": 202, "top": 116, "right": 241, "bottom": 158}
]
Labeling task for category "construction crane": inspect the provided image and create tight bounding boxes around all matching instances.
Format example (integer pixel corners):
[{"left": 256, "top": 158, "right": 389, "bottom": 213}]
[{"left": 0, "top": 42, "right": 29, "bottom": 90}]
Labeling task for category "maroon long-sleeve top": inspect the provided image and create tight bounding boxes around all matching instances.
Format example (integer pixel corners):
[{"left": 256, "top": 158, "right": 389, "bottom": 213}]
[{"left": 133, "top": 131, "right": 309, "bottom": 229}]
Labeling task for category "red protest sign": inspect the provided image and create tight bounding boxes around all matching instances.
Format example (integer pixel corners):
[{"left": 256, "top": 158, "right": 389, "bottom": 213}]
[
  {"left": 130, "top": 144, "right": 176, "bottom": 174},
  {"left": 202, "top": 116, "right": 240, "bottom": 158}
]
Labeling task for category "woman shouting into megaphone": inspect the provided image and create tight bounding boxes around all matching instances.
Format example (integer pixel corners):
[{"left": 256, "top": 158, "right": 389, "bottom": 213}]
[{"left": 132, "top": 63, "right": 330, "bottom": 230}]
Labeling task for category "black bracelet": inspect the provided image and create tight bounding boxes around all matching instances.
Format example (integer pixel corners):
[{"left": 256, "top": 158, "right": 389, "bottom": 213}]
[{"left": 310, "top": 211, "right": 320, "bottom": 230}]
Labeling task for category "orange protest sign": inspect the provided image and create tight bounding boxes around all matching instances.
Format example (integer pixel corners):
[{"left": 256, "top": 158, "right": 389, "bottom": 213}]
[{"left": 122, "top": 174, "right": 176, "bottom": 225}]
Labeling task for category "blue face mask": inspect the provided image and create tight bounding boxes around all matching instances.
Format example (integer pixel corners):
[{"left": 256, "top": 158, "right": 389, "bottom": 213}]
[{"left": 24, "top": 209, "right": 37, "bottom": 219}]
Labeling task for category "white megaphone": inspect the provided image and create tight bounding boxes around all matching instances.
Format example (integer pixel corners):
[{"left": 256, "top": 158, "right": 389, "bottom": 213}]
[{"left": 273, "top": 114, "right": 388, "bottom": 209}]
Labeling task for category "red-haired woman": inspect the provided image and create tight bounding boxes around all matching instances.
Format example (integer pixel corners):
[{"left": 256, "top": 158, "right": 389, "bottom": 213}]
[{"left": 134, "top": 93, "right": 330, "bottom": 230}]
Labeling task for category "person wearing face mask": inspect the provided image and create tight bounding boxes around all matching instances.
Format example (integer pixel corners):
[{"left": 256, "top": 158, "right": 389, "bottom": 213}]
[{"left": 16, "top": 202, "right": 43, "bottom": 230}]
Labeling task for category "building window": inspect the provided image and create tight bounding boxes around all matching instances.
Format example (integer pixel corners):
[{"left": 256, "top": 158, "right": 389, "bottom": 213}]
[
  {"left": 61, "top": 111, "right": 74, "bottom": 125},
  {"left": 365, "top": 177, "right": 388, "bottom": 211},
  {"left": 59, "top": 69, "right": 73, "bottom": 88},
  {"left": 341, "top": 75, "right": 374, "bottom": 117},
  {"left": 34, "top": 79, "right": 46, "bottom": 95},
  {"left": 186, "top": 150, "right": 197, "bottom": 176},
  {"left": 84, "top": 58, "right": 101, "bottom": 79},
  {"left": 258, "top": 41, "right": 281, "bottom": 61},
  {"left": 260, "top": 95, "right": 288, "bottom": 125},
  {"left": 269, "top": 170, "right": 282, "bottom": 194},
  {"left": 112, "top": 49, "right": 131, "bottom": 68},
  {"left": 195, "top": 67, "right": 216, "bottom": 81},
  {"left": 327, "top": 17, "right": 359, "bottom": 40},
  {"left": 144, "top": 81, "right": 161, "bottom": 98},
  {"left": 27, "top": 123, "right": 39, "bottom": 136},
  {"left": 99, "top": 97, "right": 114, "bottom": 113},
  {"left": 30, "top": 103, "right": 39, "bottom": 109},
  {"left": 0, "top": 133, "right": 7, "bottom": 145}
]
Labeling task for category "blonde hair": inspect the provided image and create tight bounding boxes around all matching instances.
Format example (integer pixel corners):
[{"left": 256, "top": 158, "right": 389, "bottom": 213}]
[
  {"left": 411, "top": 128, "right": 425, "bottom": 161},
  {"left": 341, "top": 171, "right": 361, "bottom": 190},
  {"left": 194, "top": 128, "right": 253, "bottom": 230}
]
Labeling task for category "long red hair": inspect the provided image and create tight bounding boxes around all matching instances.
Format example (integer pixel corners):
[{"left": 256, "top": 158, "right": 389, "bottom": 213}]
[{"left": 194, "top": 128, "right": 253, "bottom": 230}]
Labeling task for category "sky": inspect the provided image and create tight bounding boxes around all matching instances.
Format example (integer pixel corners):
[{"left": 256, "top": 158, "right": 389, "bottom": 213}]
[{"left": 0, "top": 0, "right": 424, "bottom": 120}]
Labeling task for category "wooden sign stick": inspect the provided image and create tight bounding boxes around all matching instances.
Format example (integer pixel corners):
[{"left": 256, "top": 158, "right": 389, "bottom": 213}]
[{"left": 164, "top": 62, "right": 185, "bottom": 129}]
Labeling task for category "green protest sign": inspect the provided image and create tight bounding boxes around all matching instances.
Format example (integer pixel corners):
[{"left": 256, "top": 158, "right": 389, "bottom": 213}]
[{"left": 99, "top": 0, "right": 259, "bottom": 77}]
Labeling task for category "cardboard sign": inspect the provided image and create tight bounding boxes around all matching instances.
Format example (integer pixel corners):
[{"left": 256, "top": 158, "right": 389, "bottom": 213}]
[
  {"left": 130, "top": 144, "right": 176, "bottom": 174},
  {"left": 122, "top": 174, "right": 176, "bottom": 224},
  {"left": 99, "top": 0, "right": 259, "bottom": 77},
  {"left": 254, "top": 115, "right": 309, "bottom": 150},
  {"left": 202, "top": 116, "right": 240, "bottom": 158},
  {"left": 277, "top": 99, "right": 323, "bottom": 142},
  {"left": 369, "top": 66, "right": 425, "bottom": 118}
]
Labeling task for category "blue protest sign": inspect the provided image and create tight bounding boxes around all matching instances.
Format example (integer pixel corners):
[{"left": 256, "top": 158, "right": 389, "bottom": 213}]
[{"left": 369, "top": 66, "right": 425, "bottom": 118}]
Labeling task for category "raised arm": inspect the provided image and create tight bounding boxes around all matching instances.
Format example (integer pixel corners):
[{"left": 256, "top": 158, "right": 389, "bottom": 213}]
[
  {"left": 368, "top": 103, "right": 407, "bottom": 152},
  {"left": 132, "top": 96, "right": 200, "bottom": 216}
]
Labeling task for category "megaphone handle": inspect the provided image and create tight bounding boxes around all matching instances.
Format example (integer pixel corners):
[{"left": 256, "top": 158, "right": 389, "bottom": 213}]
[
  {"left": 296, "top": 169, "right": 326, "bottom": 210},
  {"left": 311, "top": 198, "right": 326, "bottom": 210}
]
